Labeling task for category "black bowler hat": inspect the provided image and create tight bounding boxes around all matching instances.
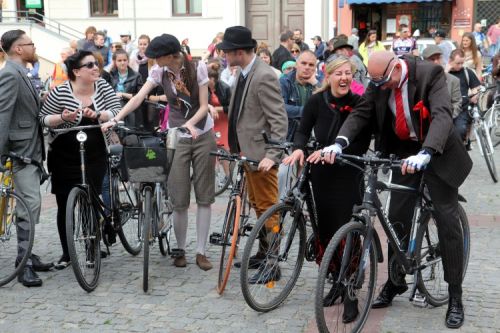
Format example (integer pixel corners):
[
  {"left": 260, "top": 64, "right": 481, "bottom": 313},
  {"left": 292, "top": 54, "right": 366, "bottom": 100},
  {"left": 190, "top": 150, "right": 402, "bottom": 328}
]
[
  {"left": 145, "top": 34, "right": 181, "bottom": 58},
  {"left": 332, "top": 38, "right": 353, "bottom": 53},
  {"left": 217, "top": 26, "right": 257, "bottom": 51}
]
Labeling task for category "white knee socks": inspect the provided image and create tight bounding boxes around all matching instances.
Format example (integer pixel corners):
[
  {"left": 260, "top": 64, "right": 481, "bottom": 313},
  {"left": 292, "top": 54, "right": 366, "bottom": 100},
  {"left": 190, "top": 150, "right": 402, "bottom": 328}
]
[
  {"left": 172, "top": 205, "right": 211, "bottom": 255},
  {"left": 173, "top": 209, "right": 188, "bottom": 250}
]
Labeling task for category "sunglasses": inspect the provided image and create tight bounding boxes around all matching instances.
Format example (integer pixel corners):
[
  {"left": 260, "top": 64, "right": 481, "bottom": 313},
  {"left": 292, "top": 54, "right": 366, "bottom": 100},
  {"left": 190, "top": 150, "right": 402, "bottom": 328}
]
[
  {"left": 367, "top": 58, "right": 397, "bottom": 87},
  {"left": 78, "top": 61, "right": 99, "bottom": 69},
  {"left": 291, "top": 49, "right": 300, "bottom": 54}
]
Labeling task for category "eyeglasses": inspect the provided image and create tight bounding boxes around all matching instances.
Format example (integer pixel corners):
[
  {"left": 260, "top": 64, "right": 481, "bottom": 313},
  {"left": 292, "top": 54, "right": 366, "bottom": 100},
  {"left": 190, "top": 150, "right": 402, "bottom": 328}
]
[
  {"left": 78, "top": 61, "right": 99, "bottom": 69},
  {"left": 291, "top": 49, "right": 300, "bottom": 54},
  {"left": 367, "top": 58, "right": 397, "bottom": 87},
  {"left": 18, "top": 42, "right": 35, "bottom": 47}
]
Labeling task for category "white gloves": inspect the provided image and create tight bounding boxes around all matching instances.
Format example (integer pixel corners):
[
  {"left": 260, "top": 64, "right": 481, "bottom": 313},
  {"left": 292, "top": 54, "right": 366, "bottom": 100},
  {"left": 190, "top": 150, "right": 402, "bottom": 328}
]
[
  {"left": 404, "top": 150, "right": 431, "bottom": 171},
  {"left": 322, "top": 143, "right": 343, "bottom": 156}
]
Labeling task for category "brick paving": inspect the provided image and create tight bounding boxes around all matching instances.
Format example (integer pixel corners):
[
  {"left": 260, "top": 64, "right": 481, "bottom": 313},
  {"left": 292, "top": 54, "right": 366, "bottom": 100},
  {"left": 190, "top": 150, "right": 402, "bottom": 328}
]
[{"left": 0, "top": 146, "right": 499, "bottom": 333}]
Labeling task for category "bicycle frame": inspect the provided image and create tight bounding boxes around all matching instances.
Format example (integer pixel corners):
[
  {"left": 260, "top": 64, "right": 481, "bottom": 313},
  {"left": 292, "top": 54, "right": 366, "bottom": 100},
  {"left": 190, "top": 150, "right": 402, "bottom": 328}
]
[{"left": 0, "top": 160, "right": 14, "bottom": 237}]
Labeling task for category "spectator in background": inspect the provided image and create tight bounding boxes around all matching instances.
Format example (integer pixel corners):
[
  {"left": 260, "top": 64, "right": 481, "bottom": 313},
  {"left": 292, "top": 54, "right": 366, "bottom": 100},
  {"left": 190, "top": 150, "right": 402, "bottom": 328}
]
[
  {"left": 358, "top": 29, "right": 385, "bottom": 67},
  {"left": 281, "top": 60, "right": 296, "bottom": 76},
  {"left": 311, "top": 35, "right": 326, "bottom": 61},
  {"left": 272, "top": 30, "right": 295, "bottom": 71},
  {"left": 203, "top": 32, "right": 224, "bottom": 62},
  {"left": 50, "top": 47, "right": 74, "bottom": 89},
  {"left": 348, "top": 28, "right": 359, "bottom": 50},
  {"left": 435, "top": 30, "right": 455, "bottom": 67},
  {"left": 322, "top": 37, "right": 336, "bottom": 60},
  {"left": 120, "top": 31, "right": 135, "bottom": 55},
  {"left": 207, "top": 65, "right": 231, "bottom": 149},
  {"left": 473, "top": 22, "right": 489, "bottom": 56},
  {"left": 88, "top": 31, "right": 111, "bottom": 68},
  {"left": 26, "top": 54, "right": 42, "bottom": 95},
  {"left": 102, "top": 29, "right": 112, "bottom": 48},
  {"left": 291, "top": 43, "right": 301, "bottom": 59},
  {"left": 422, "top": 45, "right": 462, "bottom": 121},
  {"left": 460, "top": 32, "right": 483, "bottom": 80},
  {"left": 425, "top": 25, "right": 437, "bottom": 38},
  {"left": 77, "top": 26, "right": 96, "bottom": 51},
  {"left": 129, "top": 34, "right": 149, "bottom": 74},
  {"left": 93, "top": 51, "right": 112, "bottom": 85},
  {"left": 257, "top": 48, "right": 281, "bottom": 79},
  {"left": 487, "top": 17, "right": 500, "bottom": 56},
  {"left": 181, "top": 38, "right": 192, "bottom": 61},
  {"left": 220, "top": 64, "right": 239, "bottom": 88},
  {"left": 293, "top": 29, "right": 309, "bottom": 51},
  {"left": 392, "top": 24, "right": 418, "bottom": 56}
]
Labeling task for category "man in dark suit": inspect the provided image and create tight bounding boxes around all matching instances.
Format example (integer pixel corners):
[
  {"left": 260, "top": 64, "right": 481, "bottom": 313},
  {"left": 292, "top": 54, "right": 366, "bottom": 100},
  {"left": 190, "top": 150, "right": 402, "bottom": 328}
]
[
  {"left": 218, "top": 26, "right": 288, "bottom": 283},
  {"left": 271, "top": 30, "right": 294, "bottom": 71},
  {"left": 322, "top": 50, "right": 471, "bottom": 329},
  {"left": 0, "top": 30, "right": 53, "bottom": 287}
]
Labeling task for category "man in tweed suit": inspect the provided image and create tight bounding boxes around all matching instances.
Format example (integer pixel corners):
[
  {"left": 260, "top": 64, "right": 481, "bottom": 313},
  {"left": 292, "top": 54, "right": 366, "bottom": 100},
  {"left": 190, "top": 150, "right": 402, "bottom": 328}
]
[
  {"left": 0, "top": 30, "right": 53, "bottom": 287},
  {"left": 218, "top": 26, "right": 288, "bottom": 283},
  {"left": 323, "top": 51, "right": 471, "bottom": 329}
]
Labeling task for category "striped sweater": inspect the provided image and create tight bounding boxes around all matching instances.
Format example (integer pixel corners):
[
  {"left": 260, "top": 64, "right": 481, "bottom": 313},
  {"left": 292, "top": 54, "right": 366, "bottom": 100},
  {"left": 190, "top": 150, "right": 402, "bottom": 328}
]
[{"left": 40, "top": 78, "right": 121, "bottom": 142}]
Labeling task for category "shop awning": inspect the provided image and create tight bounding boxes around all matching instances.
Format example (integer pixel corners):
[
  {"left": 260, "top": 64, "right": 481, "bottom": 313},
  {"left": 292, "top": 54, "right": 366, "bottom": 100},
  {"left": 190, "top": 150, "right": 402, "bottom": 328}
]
[{"left": 347, "top": 0, "right": 449, "bottom": 4}]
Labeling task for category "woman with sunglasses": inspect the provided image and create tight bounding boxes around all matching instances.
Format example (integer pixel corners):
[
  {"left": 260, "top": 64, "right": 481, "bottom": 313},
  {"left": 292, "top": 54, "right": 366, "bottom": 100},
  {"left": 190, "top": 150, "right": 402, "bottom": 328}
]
[
  {"left": 283, "top": 55, "right": 371, "bottom": 320},
  {"left": 40, "top": 50, "right": 122, "bottom": 269},
  {"left": 101, "top": 34, "right": 216, "bottom": 271}
]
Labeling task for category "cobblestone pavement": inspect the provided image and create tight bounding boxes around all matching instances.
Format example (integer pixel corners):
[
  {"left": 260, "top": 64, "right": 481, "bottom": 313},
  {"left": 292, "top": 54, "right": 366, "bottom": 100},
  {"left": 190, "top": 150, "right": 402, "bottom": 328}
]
[{"left": 0, "top": 145, "right": 499, "bottom": 333}]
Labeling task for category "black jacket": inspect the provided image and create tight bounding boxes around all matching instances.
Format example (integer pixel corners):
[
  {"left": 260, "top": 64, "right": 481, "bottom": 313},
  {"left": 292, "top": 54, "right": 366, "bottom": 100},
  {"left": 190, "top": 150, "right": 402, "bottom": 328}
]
[
  {"left": 208, "top": 80, "right": 231, "bottom": 113},
  {"left": 272, "top": 45, "right": 294, "bottom": 71},
  {"left": 109, "top": 67, "right": 143, "bottom": 97}
]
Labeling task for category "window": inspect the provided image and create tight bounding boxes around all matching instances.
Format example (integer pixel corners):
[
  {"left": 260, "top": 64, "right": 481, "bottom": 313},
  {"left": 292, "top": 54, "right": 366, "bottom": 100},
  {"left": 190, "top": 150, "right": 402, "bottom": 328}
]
[
  {"left": 173, "top": 0, "right": 202, "bottom": 16},
  {"left": 90, "top": 0, "right": 118, "bottom": 17}
]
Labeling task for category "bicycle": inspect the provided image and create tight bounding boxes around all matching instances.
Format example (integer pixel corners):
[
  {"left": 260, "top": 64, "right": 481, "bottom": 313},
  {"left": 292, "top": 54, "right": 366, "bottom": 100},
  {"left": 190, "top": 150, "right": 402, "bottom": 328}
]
[
  {"left": 214, "top": 132, "right": 236, "bottom": 197},
  {"left": 314, "top": 153, "right": 470, "bottom": 333},
  {"left": 470, "top": 85, "right": 499, "bottom": 182},
  {"left": 0, "top": 152, "right": 47, "bottom": 286},
  {"left": 52, "top": 124, "right": 142, "bottom": 292},
  {"left": 116, "top": 123, "right": 184, "bottom": 292},
  {"left": 209, "top": 150, "right": 257, "bottom": 294},
  {"left": 239, "top": 136, "right": 322, "bottom": 312}
]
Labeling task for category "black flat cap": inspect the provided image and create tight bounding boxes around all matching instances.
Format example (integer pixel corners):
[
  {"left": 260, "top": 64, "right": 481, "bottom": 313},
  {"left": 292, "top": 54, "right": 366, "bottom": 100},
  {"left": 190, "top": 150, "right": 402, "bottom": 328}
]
[
  {"left": 217, "top": 26, "right": 257, "bottom": 51},
  {"left": 145, "top": 34, "right": 181, "bottom": 58},
  {"left": 332, "top": 38, "right": 353, "bottom": 53}
]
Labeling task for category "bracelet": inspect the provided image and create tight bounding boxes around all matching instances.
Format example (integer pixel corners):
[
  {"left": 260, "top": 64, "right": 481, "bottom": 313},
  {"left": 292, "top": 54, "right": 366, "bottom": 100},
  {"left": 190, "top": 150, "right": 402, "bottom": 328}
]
[{"left": 60, "top": 113, "right": 66, "bottom": 122}]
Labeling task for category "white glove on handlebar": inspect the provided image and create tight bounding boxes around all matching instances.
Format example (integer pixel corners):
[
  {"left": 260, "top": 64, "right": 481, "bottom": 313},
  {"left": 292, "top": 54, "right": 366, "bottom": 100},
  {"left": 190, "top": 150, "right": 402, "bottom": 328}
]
[
  {"left": 322, "top": 143, "right": 343, "bottom": 156},
  {"left": 404, "top": 151, "right": 431, "bottom": 171}
]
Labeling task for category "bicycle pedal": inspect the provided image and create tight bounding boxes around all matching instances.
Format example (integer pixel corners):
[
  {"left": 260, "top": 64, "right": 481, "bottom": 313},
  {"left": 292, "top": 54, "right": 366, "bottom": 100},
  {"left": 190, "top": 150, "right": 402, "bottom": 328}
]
[
  {"left": 244, "top": 224, "right": 253, "bottom": 232},
  {"left": 170, "top": 248, "right": 185, "bottom": 258},
  {"left": 209, "top": 232, "right": 222, "bottom": 245},
  {"left": 411, "top": 293, "right": 428, "bottom": 308}
]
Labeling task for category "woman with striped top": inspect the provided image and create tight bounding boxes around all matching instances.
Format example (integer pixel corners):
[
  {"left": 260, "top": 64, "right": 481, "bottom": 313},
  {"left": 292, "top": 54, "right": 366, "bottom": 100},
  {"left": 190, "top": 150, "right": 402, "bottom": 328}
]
[{"left": 40, "top": 50, "right": 121, "bottom": 269}]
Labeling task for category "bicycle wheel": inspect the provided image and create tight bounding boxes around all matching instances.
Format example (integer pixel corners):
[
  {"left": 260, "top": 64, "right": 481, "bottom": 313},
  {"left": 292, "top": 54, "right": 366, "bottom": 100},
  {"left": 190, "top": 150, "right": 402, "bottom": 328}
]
[
  {"left": 159, "top": 194, "right": 173, "bottom": 257},
  {"left": 215, "top": 147, "right": 235, "bottom": 196},
  {"left": 416, "top": 203, "right": 470, "bottom": 307},
  {"left": 217, "top": 196, "right": 241, "bottom": 294},
  {"left": 115, "top": 177, "right": 142, "bottom": 255},
  {"left": 0, "top": 190, "right": 35, "bottom": 286},
  {"left": 315, "top": 220, "right": 377, "bottom": 333},
  {"left": 477, "top": 126, "right": 498, "bottom": 182},
  {"left": 240, "top": 202, "right": 306, "bottom": 312},
  {"left": 66, "top": 187, "right": 101, "bottom": 292},
  {"left": 142, "top": 187, "right": 152, "bottom": 292}
]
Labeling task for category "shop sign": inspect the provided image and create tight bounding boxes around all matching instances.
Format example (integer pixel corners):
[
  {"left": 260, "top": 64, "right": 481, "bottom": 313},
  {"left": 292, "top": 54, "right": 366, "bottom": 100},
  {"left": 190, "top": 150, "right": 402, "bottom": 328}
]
[
  {"left": 26, "top": 0, "right": 43, "bottom": 9},
  {"left": 454, "top": 18, "right": 471, "bottom": 27}
]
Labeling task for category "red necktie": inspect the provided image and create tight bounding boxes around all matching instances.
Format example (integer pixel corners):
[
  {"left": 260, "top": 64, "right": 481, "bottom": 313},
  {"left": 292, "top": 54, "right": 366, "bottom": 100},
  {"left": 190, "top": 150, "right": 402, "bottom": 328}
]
[{"left": 394, "top": 78, "right": 410, "bottom": 140}]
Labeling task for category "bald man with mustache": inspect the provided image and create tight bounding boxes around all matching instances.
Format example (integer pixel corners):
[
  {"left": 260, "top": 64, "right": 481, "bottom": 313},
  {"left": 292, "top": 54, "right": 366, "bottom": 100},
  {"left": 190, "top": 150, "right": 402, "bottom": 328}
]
[{"left": 322, "top": 51, "right": 472, "bottom": 329}]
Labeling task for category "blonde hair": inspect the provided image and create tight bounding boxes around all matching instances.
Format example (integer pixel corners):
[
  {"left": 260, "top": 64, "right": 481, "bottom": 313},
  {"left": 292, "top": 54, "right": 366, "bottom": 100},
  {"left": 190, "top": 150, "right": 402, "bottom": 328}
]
[{"left": 316, "top": 55, "right": 356, "bottom": 93}]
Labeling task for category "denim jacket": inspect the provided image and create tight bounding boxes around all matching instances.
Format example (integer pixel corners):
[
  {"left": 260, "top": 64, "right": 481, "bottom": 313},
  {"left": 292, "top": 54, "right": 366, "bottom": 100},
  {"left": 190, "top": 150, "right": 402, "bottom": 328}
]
[{"left": 279, "top": 69, "right": 316, "bottom": 140}]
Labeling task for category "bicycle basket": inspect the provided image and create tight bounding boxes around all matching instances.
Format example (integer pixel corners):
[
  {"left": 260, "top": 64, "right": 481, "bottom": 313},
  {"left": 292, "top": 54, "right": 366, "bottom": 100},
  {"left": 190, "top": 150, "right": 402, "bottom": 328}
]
[{"left": 123, "top": 146, "right": 169, "bottom": 183}]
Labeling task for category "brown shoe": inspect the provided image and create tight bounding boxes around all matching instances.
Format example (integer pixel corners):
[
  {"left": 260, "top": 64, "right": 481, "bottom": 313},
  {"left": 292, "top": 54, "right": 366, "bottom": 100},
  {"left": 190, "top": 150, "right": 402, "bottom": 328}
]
[
  {"left": 196, "top": 254, "right": 213, "bottom": 271},
  {"left": 174, "top": 255, "right": 187, "bottom": 267}
]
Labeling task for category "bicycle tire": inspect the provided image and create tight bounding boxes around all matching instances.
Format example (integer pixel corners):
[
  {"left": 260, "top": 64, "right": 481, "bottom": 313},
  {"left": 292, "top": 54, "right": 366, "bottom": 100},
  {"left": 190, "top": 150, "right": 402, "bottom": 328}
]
[
  {"left": 477, "top": 127, "right": 498, "bottom": 182},
  {"left": 0, "top": 190, "right": 35, "bottom": 286},
  {"left": 215, "top": 147, "right": 235, "bottom": 197},
  {"left": 115, "top": 178, "right": 142, "bottom": 255},
  {"left": 66, "top": 186, "right": 101, "bottom": 292},
  {"left": 240, "top": 202, "right": 306, "bottom": 312},
  {"left": 315, "top": 220, "right": 377, "bottom": 333},
  {"left": 142, "top": 187, "right": 152, "bottom": 292},
  {"left": 416, "top": 203, "right": 470, "bottom": 306},
  {"left": 217, "top": 196, "right": 241, "bottom": 294},
  {"left": 159, "top": 196, "right": 173, "bottom": 257}
]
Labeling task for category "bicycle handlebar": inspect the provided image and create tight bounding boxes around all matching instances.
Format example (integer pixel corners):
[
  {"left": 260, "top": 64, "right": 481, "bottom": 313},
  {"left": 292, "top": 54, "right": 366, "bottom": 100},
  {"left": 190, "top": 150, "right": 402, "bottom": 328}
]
[
  {"left": 113, "top": 121, "right": 188, "bottom": 139},
  {"left": 209, "top": 150, "right": 260, "bottom": 166},
  {"left": 51, "top": 124, "right": 103, "bottom": 133},
  {"left": 335, "top": 153, "right": 402, "bottom": 172}
]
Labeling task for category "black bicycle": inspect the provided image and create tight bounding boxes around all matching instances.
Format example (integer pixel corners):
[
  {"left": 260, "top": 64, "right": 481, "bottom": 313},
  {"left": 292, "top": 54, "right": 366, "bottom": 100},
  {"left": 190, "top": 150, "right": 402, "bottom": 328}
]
[
  {"left": 239, "top": 136, "right": 323, "bottom": 312},
  {"left": 314, "top": 153, "right": 470, "bottom": 333}
]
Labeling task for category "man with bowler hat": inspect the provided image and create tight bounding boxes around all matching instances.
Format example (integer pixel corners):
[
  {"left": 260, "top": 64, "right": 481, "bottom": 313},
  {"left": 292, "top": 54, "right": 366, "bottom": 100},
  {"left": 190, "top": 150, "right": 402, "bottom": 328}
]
[{"left": 217, "top": 26, "right": 288, "bottom": 283}]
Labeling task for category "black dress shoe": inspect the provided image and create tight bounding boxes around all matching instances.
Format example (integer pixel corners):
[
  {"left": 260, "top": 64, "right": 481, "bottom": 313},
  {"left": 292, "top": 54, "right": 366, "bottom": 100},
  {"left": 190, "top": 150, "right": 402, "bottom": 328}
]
[
  {"left": 18, "top": 266, "right": 42, "bottom": 287},
  {"left": 234, "top": 253, "right": 265, "bottom": 269},
  {"left": 323, "top": 283, "right": 344, "bottom": 307},
  {"left": 248, "top": 263, "right": 281, "bottom": 284},
  {"left": 31, "top": 254, "right": 54, "bottom": 272},
  {"left": 446, "top": 297, "right": 464, "bottom": 329},
  {"left": 372, "top": 281, "right": 408, "bottom": 309},
  {"left": 54, "top": 255, "right": 71, "bottom": 270},
  {"left": 343, "top": 296, "right": 359, "bottom": 323}
]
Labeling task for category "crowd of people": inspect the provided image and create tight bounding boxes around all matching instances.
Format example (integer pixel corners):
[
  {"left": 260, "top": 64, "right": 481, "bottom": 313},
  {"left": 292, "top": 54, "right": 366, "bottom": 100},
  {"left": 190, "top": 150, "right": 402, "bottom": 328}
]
[{"left": 1, "top": 17, "right": 500, "bottom": 330}]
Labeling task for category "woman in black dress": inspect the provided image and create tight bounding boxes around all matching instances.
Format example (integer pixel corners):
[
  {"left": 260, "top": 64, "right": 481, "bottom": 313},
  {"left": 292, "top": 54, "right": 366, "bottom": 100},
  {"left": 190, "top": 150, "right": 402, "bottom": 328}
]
[
  {"left": 40, "top": 50, "right": 121, "bottom": 269},
  {"left": 283, "top": 56, "right": 370, "bottom": 314}
]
